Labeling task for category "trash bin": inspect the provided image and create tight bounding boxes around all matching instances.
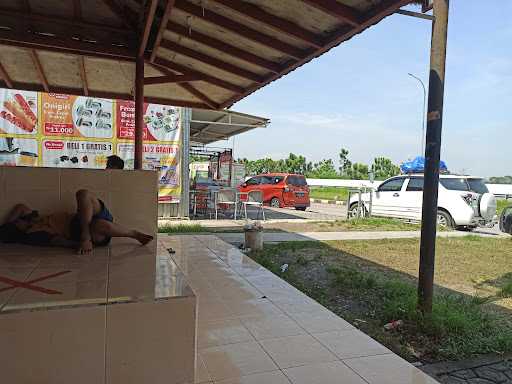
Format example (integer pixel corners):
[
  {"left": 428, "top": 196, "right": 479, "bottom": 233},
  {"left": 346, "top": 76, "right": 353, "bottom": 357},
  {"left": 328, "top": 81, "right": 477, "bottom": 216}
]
[{"left": 244, "top": 222, "right": 263, "bottom": 250}]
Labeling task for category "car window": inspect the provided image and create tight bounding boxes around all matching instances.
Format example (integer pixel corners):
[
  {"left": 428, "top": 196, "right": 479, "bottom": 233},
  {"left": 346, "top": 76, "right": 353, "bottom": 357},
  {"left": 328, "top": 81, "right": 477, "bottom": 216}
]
[
  {"left": 273, "top": 176, "right": 285, "bottom": 184},
  {"left": 406, "top": 177, "right": 424, "bottom": 192},
  {"left": 467, "top": 179, "right": 489, "bottom": 194},
  {"left": 259, "top": 176, "right": 273, "bottom": 185},
  {"left": 378, "top": 178, "right": 405, "bottom": 192},
  {"left": 287, "top": 175, "right": 307, "bottom": 186},
  {"left": 440, "top": 178, "right": 469, "bottom": 191},
  {"left": 245, "top": 177, "right": 260, "bottom": 186}
]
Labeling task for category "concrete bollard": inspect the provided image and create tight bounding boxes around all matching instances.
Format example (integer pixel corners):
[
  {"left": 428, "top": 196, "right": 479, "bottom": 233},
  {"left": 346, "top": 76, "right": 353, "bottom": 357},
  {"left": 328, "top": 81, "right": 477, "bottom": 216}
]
[{"left": 244, "top": 222, "right": 263, "bottom": 250}]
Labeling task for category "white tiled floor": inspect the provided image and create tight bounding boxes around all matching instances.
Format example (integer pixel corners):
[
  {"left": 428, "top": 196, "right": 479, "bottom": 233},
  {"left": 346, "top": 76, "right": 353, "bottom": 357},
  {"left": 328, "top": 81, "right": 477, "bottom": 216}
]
[{"left": 162, "top": 234, "right": 440, "bottom": 384}]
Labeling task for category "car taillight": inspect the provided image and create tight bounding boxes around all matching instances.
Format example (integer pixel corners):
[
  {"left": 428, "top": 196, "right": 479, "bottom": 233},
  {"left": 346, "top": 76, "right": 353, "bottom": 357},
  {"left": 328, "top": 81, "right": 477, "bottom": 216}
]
[{"left": 461, "top": 194, "right": 473, "bottom": 206}]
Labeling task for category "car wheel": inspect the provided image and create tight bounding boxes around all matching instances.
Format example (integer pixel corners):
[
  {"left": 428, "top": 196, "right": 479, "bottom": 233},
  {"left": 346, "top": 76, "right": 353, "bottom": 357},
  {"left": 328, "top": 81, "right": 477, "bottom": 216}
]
[
  {"left": 349, "top": 203, "right": 365, "bottom": 218},
  {"left": 270, "top": 197, "right": 281, "bottom": 208},
  {"left": 437, "top": 210, "right": 454, "bottom": 229},
  {"left": 296, "top": 207, "right": 307, "bottom": 211}
]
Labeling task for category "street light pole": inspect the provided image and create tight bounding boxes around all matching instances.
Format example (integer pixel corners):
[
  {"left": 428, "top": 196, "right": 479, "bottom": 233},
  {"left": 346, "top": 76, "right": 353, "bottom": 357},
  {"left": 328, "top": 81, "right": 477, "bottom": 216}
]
[{"left": 408, "top": 73, "right": 427, "bottom": 154}]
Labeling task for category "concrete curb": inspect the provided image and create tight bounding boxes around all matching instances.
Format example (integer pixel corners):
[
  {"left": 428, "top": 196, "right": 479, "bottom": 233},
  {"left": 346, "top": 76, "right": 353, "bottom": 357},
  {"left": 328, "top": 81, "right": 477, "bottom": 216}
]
[{"left": 310, "top": 199, "right": 345, "bottom": 205}]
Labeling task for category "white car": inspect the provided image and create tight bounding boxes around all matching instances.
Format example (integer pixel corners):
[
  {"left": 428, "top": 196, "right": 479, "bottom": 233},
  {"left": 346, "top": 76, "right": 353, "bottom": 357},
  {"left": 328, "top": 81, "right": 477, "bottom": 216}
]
[{"left": 348, "top": 174, "right": 497, "bottom": 229}]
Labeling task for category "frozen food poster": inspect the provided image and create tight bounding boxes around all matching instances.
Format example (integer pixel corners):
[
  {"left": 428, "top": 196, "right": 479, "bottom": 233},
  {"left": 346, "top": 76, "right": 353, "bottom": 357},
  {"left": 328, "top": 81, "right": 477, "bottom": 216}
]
[
  {"left": 0, "top": 90, "right": 38, "bottom": 135},
  {"left": 41, "top": 93, "right": 114, "bottom": 138},
  {"left": 116, "top": 100, "right": 180, "bottom": 142},
  {"left": 117, "top": 143, "right": 181, "bottom": 202},
  {"left": 42, "top": 140, "right": 114, "bottom": 169}
]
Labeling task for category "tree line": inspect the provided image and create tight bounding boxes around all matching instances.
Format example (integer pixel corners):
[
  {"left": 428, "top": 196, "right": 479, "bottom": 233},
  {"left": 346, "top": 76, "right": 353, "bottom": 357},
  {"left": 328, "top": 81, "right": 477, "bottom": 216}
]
[{"left": 237, "top": 148, "right": 401, "bottom": 180}]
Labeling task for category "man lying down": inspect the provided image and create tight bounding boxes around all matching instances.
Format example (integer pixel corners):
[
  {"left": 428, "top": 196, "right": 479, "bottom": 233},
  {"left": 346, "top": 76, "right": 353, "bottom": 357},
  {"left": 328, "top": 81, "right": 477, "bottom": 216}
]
[{"left": 0, "top": 189, "right": 153, "bottom": 254}]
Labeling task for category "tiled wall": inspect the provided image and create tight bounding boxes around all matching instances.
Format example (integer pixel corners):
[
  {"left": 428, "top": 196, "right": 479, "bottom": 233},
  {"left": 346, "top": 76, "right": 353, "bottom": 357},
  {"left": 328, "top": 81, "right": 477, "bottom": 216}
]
[{"left": 0, "top": 167, "right": 158, "bottom": 236}]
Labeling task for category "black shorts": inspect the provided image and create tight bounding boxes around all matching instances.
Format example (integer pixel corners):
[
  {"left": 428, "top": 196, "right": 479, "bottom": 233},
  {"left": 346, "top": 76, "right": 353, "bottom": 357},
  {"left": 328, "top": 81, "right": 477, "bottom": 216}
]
[{"left": 70, "top": 200, "right": 114, "bottom": 247}]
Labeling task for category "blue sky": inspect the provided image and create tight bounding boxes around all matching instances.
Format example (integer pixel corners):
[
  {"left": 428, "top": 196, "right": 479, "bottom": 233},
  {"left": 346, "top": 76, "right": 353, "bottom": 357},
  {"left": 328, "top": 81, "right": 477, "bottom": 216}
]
[{"left": 220, "top": 0, "right": 511, "bottom": 178}]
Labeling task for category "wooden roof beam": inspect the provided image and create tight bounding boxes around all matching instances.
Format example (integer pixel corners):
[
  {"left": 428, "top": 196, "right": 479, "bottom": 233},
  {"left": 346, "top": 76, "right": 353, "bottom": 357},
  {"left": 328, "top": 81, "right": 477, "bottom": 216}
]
[
  {"left": 301, "top": 0, "right": 362, "bottom": 26},
  {"left": 166, "top": 22, "right": 282, "bottom": 73},
  {"left": 150, "top": 0, "right": 176, "bottom": 62},
  {"left": 159, "top": 40, "right": 264, "bottom": 83},
  {"left": 152, "top": 56, "right": 244, "bottom": 94},
  {"left": 0, "top": 29, "right": 136, "bottom": 62},
  {"left": 213, "top": 0, "right": 324, "bottom": 48},
  {"left": 79, "top": 57, "right": 88, "bottom": 96},
  {"left": 174, "top": 0, "right": 308, "bottom": 60},
  {"left": 29, "top": 49, "right": 49, "bottom": 92},
  {"left": 0, "top": 60, "right": 12, "bottom": 88},
  {"left": 144, "top": 73, "right": 201, "bottom": 85},
  {"left": 139, "top": 0, "right": 158, "bottom": 57},
  {"left": 102, "top": 0, "right": 139, "bottom": 29},
  {"left": 73, "top": 0, "right": 82, "bottom": 20},
  {"left": 10, "top": 81, "right": 210, "bottom": 108},
  {"left": 0, "top": 8, "right": 135, "bottom": 38},
  {"left": 179, "top": 83, "right": 220, "bottom": 110}
]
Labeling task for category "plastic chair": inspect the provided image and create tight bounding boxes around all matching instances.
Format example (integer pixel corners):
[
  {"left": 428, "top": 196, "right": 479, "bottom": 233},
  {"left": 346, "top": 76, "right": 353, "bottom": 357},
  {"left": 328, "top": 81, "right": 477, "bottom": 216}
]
[
  {"left": 241, "top": 190, "right": 265, "bottom": 221},
  {"left": 215, "top": 190, "right": 238, "bottom": 220}
]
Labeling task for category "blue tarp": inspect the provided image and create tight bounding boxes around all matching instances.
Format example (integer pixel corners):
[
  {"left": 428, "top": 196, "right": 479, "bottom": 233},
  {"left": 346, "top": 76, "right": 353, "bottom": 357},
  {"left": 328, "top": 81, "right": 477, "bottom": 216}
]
[{"left": 400, "top": 156, "right": 448, "bottom": 174}]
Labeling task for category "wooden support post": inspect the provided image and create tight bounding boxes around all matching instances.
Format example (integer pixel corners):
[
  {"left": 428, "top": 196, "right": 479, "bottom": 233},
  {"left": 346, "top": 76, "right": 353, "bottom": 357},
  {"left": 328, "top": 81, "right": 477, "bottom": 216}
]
[
  {"left": 418, "top": 0, "right": 450, "bottom": 314},
  {"left": 134, "top": 56, "right": 144, "bottom": 170}
]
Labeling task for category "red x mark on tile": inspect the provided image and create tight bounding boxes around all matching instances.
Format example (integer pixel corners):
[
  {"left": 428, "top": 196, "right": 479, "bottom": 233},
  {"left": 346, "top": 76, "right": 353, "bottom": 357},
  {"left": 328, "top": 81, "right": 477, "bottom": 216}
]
[{"left": 0, "top": 270, "right": 71, "bottom": 295}]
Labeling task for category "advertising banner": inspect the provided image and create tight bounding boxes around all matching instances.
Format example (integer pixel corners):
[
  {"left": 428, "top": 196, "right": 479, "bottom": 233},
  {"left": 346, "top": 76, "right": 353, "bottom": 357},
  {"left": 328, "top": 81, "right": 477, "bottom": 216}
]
[
  {"left": 41, "top": 93, "right": 114, "bottom": 138},
  {"left": 218, "top": 150, "right": 232, "bottom": 184},
  {"left": 0, "top": 88, "right": 182, "bottom": 202},
  {"left": 116, "top": 100, "right": 180, "bottom": 142},
  {"left": 42, "top": 139, "right": 114, "bottom": 169},
  {"left": 117, "top": 142, "right": 180, "bottom": 201},
  {"left": 0, "top": 89, "right": 38, "bottom": 135}
]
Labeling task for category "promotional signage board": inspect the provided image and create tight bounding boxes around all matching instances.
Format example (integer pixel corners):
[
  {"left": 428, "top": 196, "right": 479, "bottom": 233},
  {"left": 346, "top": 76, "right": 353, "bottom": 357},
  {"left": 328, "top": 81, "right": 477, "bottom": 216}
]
[{"left": 0, "top": 89, "right": 182, "bottom": 202}]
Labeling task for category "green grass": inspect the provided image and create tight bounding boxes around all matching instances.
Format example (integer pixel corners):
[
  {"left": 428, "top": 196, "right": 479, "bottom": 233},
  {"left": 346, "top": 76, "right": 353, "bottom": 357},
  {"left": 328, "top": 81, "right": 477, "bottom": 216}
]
[
  {"left": 248, "top": 238, "right": 512, "bottom": 361},
  {"left": 158, "top": 223, "right": 208, "bottom": 233},
  {"left": 498, "top": 199, "right": 510, "bottom": 215},
  {"left": 309, "top": 186, "right": 348, "bottom": 201}
]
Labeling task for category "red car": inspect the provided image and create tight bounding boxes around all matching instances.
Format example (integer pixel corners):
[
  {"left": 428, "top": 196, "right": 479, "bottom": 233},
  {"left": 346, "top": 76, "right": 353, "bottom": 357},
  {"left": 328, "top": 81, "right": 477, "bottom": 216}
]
[{"left": 238, "top": 173, "right": 310, "bottom": 210}]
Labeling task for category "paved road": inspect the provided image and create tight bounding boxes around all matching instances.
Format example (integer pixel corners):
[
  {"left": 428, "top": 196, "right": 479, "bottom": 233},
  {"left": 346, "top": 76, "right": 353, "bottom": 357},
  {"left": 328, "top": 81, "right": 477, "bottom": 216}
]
[{"left": 206, "top": 203, "right": 347, "bottom": 221}]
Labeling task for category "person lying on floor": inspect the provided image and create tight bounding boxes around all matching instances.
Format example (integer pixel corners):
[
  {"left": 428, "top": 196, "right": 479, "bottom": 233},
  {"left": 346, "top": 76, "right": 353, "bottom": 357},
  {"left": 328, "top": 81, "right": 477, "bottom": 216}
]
[{"left": 0, "top": 189, "right": 153, "bottom": 254}]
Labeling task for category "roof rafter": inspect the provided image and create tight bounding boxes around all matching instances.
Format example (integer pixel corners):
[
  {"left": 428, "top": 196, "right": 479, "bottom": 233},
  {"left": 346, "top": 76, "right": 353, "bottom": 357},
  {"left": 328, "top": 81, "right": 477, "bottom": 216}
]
[
  {"left": 11, "top": 81, "right": 210, "bottom": 108},
  {"left": 159, "top": 39, "right": 264, "bottom": 83},
  {"left": 0, "top": 30, "right": 136, "bottom": 62},
  {"left": 179, "top": 82, "right": 220, "bottom": 109},
  {"left": 0, "top": 59, "right": 12, "bottom": 88},
  {"left": 73, "top": 0, "right": 82, "bottom": 20},
  {"left": 301, "top": 0, "right": 362, "bottom": 26},
  {"left": 174, "top": 0, "right": 308, "bottom": 60},
  {"left": 144, "top": 73, "right": 201, "bottom": 85},
  {"left": 101, "top": 0, "right": 139, "bottom": 29},
  {"left": 166, "top": 22, "right": 282, "bottom": 73},
  {"left": 213, "top": 0, "right": 324, "bottom": 48},
  {"left": 150, "top": 0, "right": 176, "bottom": 62},
  {"left": 139, "top": 0, "right": 158, "bottom": 57},
  {"left": 79, "top": 57, "right": 88, "bottom": 96},
  {"left": 152, "top": 56, "right": 245, "bottom": 94},
  {"left": 29, "top": 49, "right": 49, "bottom": 92}
]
